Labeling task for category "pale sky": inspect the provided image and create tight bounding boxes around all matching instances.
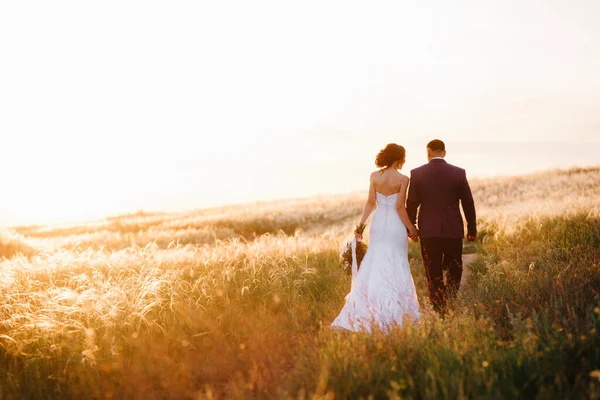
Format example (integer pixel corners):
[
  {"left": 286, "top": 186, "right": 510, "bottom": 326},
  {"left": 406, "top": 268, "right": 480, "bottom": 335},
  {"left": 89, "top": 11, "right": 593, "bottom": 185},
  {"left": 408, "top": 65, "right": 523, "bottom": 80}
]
[{"left": 1, "top": 1, "right": 599, "bottom": 224}]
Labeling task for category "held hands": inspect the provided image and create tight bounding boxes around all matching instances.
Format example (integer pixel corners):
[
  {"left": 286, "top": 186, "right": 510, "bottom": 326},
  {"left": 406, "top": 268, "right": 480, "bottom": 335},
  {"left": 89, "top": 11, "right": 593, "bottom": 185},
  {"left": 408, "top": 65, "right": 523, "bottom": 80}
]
[
  {"left": 408, "top": 226, "right": 420, "bottom": 242},
  {"left": 356, "top": 222, "right": 420, "bottom": 242},
  {"left": 466, "top": 233, "right": 477, "bottom": 242}
]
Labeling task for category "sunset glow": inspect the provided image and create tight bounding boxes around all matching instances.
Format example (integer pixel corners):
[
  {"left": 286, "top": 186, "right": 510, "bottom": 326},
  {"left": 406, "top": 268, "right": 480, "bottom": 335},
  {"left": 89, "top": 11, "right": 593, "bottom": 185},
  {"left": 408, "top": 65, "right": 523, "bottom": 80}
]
[{"left": 1, "top": 1, "right": 599, "bottom": 224}]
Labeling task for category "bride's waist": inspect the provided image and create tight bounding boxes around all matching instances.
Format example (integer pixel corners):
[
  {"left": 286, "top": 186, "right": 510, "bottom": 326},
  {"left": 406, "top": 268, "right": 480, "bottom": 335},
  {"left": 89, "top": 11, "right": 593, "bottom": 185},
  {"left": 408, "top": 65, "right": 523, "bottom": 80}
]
[
  {"left": 374, "top": 206, "right": 399, "bottom": 213},
  {"left": 373, "top": 208, "right": 400, "bottom": 223}
]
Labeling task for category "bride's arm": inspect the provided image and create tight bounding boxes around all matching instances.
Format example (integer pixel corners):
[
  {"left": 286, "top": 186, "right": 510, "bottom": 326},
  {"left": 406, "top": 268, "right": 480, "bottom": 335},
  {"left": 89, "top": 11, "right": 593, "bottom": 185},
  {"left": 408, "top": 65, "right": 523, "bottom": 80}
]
[
  {"left": 396, "top": 177, "right": 418, "bottom": 238},
  {"left": 355, "top": 174, "right": 377, "bottom": 237}
]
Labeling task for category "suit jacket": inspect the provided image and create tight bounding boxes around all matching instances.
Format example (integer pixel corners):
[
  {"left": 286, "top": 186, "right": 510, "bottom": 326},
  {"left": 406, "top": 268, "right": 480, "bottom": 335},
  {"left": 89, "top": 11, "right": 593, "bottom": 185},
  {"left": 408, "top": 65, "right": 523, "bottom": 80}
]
[{"left": 407, "top": 159, "right": 476, "bottom": 239}]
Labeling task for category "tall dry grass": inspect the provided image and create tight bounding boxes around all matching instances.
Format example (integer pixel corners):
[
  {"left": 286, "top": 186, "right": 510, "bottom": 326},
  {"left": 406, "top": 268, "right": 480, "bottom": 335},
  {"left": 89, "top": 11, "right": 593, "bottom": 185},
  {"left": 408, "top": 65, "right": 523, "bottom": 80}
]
[{"left": 0, "top": 167, "right": 598, "bottom": 398}]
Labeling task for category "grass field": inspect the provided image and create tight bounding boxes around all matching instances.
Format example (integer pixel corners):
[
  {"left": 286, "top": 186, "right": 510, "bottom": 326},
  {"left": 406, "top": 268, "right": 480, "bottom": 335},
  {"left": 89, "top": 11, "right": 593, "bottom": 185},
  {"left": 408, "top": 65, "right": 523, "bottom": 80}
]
[{"left": 0, "top": 167, "right": 599, "bottom": 399}]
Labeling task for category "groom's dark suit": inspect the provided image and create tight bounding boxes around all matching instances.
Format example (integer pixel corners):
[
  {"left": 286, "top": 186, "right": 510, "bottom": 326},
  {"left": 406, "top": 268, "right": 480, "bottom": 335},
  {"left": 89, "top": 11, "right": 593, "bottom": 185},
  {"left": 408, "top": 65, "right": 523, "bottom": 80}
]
[{"left": 407, "top": 158, "right": 476, "bottom": 312}]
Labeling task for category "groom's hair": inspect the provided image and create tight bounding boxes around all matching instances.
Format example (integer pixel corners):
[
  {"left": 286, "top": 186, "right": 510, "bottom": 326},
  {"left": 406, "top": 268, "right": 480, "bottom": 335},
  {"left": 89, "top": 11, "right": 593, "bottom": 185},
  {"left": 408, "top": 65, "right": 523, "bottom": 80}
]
[{"left": 427, "top": 139, "right": 445, "bottom": 152}]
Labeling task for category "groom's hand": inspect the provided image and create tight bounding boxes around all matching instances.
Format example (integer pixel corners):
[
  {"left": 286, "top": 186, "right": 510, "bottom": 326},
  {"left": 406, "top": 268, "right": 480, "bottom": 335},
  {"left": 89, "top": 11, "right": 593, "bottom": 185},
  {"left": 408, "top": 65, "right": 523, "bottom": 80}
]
[
  {"left": 408, "top": 229, "right": 419, "bottom": 242},
  {"left": 466, "top": 233, "right": 477, "bottom": 242}
]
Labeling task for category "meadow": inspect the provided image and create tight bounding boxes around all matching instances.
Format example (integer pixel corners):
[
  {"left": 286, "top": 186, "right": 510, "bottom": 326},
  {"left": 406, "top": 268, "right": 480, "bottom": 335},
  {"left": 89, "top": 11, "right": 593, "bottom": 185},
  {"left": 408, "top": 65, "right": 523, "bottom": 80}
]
[{"left": 0, "top": 167, "right": 599, "bottom": 399}]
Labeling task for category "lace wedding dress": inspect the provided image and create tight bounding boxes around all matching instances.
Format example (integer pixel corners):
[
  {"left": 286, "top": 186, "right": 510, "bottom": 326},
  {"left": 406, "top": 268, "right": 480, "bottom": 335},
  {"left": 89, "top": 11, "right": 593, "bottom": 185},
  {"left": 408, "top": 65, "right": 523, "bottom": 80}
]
[{"left": 331, "top": 192, "right": 421, "bottom": 332}]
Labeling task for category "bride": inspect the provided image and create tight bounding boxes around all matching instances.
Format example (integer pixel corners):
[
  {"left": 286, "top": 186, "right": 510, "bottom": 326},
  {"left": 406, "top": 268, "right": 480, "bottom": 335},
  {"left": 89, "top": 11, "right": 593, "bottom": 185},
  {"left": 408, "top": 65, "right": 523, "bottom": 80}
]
[{"left": 332, "top": 143, "right": 421, "bottom": 332}]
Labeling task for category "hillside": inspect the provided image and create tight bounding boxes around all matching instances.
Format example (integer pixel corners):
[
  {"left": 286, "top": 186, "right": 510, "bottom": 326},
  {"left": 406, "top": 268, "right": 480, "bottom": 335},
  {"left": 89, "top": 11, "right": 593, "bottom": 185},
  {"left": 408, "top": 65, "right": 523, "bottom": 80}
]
[
  {"left": 3, "top": 166, "right": 599, "bottom": 254},
  {"left": 0, "top": 166, "right": 599, "bottom": 399}
]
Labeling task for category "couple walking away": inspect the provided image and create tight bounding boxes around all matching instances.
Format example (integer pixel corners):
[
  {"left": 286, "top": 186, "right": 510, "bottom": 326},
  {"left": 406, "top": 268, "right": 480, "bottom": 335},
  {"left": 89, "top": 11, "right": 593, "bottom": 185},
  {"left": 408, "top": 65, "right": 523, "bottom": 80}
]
[{"left": 331, "top": 139, "right": 477, "bottom": 332}]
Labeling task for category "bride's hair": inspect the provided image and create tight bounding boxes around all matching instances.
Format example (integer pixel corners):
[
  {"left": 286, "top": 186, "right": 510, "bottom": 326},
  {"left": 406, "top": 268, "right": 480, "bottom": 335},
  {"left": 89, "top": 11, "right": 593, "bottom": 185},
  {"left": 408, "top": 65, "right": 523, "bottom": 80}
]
[{"left": 375, "top": 143, "right": 406, "bottom": 168}]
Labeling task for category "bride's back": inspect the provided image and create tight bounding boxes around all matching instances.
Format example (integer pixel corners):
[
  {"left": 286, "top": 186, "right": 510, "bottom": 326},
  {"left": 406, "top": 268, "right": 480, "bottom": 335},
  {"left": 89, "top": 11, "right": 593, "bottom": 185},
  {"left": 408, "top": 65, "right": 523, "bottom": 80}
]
[{"left": 372, "top": 169, "right": 406, "bottom": 196}]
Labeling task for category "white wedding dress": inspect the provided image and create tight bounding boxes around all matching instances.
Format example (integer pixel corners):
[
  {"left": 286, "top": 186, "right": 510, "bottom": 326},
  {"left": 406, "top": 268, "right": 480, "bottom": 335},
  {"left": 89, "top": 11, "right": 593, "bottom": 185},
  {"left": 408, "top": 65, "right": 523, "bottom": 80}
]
[{"left": 332, "top": 192, "right": 421, "bottom": 332}]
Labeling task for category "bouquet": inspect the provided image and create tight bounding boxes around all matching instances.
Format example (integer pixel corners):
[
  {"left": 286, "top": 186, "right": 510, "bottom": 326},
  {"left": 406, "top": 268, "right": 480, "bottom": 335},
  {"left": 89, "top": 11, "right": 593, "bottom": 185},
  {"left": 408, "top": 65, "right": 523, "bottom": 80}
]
[{"left": 339, "top": 238, "right": 368, "bottom": 275}]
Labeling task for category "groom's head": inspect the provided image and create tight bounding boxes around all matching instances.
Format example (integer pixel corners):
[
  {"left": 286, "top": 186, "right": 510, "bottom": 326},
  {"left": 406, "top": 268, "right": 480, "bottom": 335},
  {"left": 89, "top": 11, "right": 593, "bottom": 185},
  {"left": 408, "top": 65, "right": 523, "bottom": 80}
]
[{"left": 427, "top": 139, "right": 446, "bottom": 161}]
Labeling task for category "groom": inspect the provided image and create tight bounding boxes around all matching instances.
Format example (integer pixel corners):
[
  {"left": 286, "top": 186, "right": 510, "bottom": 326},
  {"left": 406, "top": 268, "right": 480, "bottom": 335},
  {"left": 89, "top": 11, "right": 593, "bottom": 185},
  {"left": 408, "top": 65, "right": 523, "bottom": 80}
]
[{"left": 407, "top": 139, "right": 477, "bottom": 313}]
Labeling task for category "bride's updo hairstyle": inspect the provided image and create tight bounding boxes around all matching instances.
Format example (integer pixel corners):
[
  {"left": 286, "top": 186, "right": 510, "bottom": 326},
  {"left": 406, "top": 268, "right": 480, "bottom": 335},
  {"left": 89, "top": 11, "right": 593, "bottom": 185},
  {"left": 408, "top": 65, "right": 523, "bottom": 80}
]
[{"left": 375, "top": 143, "right": 406, "bottom": 169}]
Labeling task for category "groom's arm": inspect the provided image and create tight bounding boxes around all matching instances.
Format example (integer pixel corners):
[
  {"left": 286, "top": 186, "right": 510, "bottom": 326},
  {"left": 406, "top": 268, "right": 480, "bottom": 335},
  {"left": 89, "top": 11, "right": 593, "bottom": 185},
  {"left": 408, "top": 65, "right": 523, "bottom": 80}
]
[
  {"left": 459, "top": 169, "right": 477, "bottom": 237},
  {"left": 406, "top": 171, "right": 420, "bottom": 227}
]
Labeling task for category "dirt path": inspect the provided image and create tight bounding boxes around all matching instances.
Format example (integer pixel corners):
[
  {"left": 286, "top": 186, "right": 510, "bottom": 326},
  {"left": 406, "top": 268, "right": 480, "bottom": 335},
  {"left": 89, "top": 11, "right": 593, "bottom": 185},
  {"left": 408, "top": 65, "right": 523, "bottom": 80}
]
[{"left": 462, "top": 253, "right": 478, "bottom": 281}]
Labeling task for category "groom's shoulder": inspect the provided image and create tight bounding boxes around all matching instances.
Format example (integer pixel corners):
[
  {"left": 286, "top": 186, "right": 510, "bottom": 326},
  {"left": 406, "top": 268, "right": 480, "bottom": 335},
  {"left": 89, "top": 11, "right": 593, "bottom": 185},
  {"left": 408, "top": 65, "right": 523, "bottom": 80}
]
[
  {"left": 413, "top": 161, "right": 466, "bottom": 176},
  {"left": 410, "top": 164, "right": 428, "bottom": 175},
  {"left": 447, "top": 163, "right": 466, "bottom": 175}
]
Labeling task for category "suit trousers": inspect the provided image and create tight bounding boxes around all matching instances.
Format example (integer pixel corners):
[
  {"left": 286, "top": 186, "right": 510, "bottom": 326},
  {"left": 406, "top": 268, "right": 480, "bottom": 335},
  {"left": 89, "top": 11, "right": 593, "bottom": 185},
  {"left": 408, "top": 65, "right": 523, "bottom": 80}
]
[{"left": 420, "top": 237, "right": 463, "bottom": 313}]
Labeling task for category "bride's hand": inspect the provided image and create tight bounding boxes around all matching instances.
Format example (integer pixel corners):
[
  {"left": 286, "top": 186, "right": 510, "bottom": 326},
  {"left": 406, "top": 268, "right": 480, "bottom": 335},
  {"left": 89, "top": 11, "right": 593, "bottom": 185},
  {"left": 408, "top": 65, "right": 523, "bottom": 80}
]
[{"left": 354, "top": 222, "right": 366, "bottom": 241}]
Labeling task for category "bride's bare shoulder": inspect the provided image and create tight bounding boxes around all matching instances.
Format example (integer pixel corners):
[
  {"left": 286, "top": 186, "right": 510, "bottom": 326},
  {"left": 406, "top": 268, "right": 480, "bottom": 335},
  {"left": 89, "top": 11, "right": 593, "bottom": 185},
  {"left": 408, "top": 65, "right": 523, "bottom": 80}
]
[
  {"left": 370, "top": 170, "right": 382, "bottom": 179},
  {"left": 398, "top": 172, "right": 410, "bottom": 183}
]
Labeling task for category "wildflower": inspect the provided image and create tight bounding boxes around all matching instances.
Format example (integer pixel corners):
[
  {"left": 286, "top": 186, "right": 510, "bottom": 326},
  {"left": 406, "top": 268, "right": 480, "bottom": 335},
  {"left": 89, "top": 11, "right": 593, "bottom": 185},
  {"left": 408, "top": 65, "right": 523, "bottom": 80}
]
[
  {"left": 594, "top": 307, "right": 600, "bottom": 315},
  {"left": 590, "top": 370, "right": 600, "bottom": 381},
  {"left": 482, "top": 361, "right": 489, "bottom": 368}
]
